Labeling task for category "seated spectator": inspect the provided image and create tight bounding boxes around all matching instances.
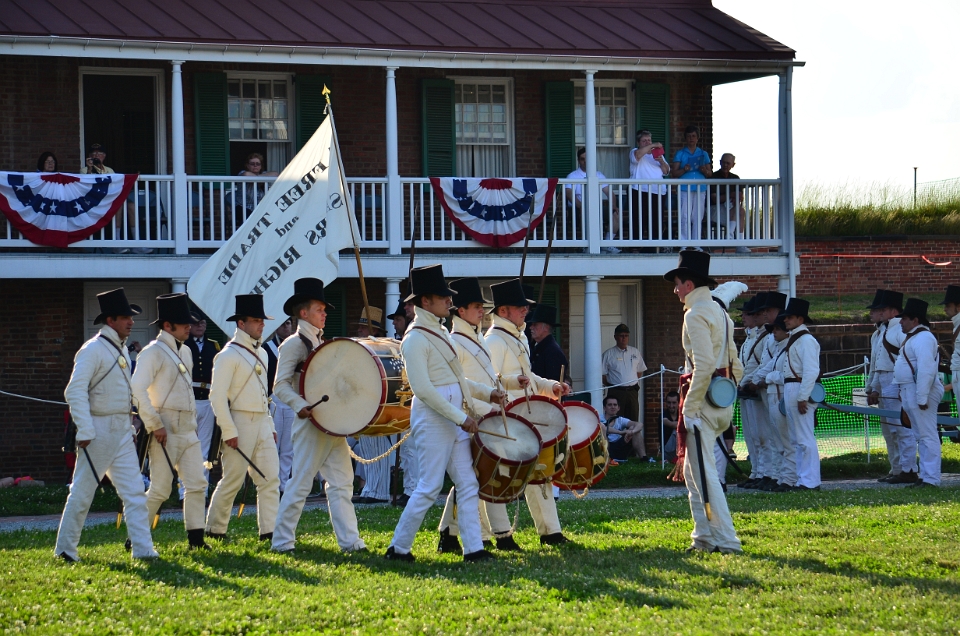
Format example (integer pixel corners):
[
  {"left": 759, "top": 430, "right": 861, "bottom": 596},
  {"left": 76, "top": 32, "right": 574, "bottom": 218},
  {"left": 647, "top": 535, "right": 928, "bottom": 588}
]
[
  {"left": 628, "top": 129, "right": 670, "bottom": 243},
  {"left": 565, "top": 147, "right": 620, "bottom": 254},
  {"left": 36, "top": 152, "right": 58, "bottom": 173},
  {"left": 234, "top": 153, "right": 279, "bottom": 221},
  {"left": 601, "top": 395, "right": 651, "bottom": 461},
  {"left": 670, "top": 126, "right": 712, "bottom": 246},
  {"left": 662, "top": 390, "right": 680, "bottom": 462},
  {"left": 708, "top": 153, "right": 749, "bottom": 254}
]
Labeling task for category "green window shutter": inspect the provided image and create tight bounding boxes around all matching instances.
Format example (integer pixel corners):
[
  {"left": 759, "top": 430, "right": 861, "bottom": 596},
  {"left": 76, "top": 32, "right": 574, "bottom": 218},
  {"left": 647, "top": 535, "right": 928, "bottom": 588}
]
[
  {"left": 529, "top": 283, "right": 562, "bottom": 347},
  {"left": 193, "top": 73, "right": 229, "bottom": 175},
  {"left": 421, "top": 79, "right": 456, "bottom": 176},
  {"left": 635, "top": 82, "right": 670, "bottom": 157},
  {"left": 320, "top": 281, "right": 348, "bottom": 338},
  {"left": 544, "top": 81, "right": 575, "bottom": 178},
  {"left": 296, "top": 75, "right": 331, "bottom": 151}
]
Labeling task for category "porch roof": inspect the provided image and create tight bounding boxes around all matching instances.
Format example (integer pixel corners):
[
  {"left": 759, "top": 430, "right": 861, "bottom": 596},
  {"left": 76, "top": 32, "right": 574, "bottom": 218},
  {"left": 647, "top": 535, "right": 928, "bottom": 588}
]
[{"left": 0, "top": 0, "right": 794, "bottom": 62}]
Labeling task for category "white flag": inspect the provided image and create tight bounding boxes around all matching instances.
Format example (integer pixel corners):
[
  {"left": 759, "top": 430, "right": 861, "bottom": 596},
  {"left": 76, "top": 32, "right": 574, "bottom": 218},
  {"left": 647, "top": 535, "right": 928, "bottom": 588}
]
[{"left": 188, "top": 111, "right": 359, "bottom": 335}]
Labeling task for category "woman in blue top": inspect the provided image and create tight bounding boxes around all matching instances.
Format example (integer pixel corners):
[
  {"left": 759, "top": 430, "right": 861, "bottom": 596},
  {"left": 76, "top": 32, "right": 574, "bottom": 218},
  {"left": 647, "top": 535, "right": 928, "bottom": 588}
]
[{"left": 670, "top": 126, "right": 712, "bottom": 246}]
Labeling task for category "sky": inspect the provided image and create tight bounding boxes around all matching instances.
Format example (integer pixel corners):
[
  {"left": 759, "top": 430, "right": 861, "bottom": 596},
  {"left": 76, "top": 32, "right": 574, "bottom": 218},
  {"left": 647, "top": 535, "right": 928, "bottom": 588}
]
[{"left": 711, "top": 0, "right": 960, "bottom": 192}]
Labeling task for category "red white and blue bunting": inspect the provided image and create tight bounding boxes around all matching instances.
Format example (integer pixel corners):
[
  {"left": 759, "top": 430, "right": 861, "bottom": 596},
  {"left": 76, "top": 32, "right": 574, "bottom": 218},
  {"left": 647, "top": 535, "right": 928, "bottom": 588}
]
[
  {"left": 429, "top": 177, "right": 558, "bottom": 248},
  {"left": 0, "top": 172, "right": 138, "bottom": 247}
]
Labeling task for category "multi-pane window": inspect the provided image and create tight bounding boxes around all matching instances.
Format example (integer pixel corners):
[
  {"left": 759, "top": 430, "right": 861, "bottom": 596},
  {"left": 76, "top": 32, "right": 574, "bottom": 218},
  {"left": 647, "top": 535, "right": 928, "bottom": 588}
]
[
  {"left": 228, "top": 79, "right": 289, "bottom": 141},
  {"left": 574, "top": 83, "right": 631, "bottom": 178},
  {"left": 454, "top": 80, "right": 514, "bottom": 177}
]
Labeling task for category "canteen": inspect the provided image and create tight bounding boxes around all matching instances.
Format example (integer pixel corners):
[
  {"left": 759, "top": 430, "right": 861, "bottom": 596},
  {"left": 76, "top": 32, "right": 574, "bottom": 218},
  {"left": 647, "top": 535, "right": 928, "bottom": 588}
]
[
  {"left": 778, "top": 382, "right": 825, "bottom": 415},
  {"left": 706, "top": 375, "right": 738, "bottom": 409}
]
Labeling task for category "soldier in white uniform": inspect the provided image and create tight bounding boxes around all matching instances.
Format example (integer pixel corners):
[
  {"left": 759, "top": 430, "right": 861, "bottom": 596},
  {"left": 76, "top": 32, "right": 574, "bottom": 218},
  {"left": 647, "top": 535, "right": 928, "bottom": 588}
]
[
  {"left": 942, "top": 285, "right": 960, "bottom": 419},
  {"left": 131, "top": 293, "right": 209, "bottom": 550},
  {"left": 665, "top": 250, "right": 743, "bottom": 553},
  {"left": 754, "top": 316, "right": 796, "bottom": 491},
  {"left": 205, "top": 294, "right": 281, "bottom": 541},
  {"left": 746, "top": 292, "right": 788, "bottom": 489},
  {"left": 894, "top": 299, "right": 945, "bottom": 487},
  {"left": 709, "top": 281, "right": 749, "bottom": 488},
  {"left": 385, "top": 265, "right": 503, "bottom": 562},
  {"left": 485, "top": 279, "right": 573, "bottom": 546},
  {"left": 865, "top": 290, "right": 915, "bottom": 482},
  {"left": 55, "top": 288, "right": 158, "bottom": 562},
  {"left": 777, "top": 298, "right": 822, "bottom": 491},
  {"left": 265, "top": 318, "right": 295, "bottom": 493},
  {"left": 437, "top": 278, "right": 528, "bottom": 553},
  {"left": 272, "top": 278, "right": 367, "bottom": 553},
  {"left": 734, "top": 294, "right": 766, "bottom": 488}
]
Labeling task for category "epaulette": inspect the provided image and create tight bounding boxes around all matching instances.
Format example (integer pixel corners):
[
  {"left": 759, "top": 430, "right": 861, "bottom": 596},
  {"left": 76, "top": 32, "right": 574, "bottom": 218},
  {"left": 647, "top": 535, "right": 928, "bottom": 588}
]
[{"left": 213, "top": 341, "right": 221, "bottom": 351}]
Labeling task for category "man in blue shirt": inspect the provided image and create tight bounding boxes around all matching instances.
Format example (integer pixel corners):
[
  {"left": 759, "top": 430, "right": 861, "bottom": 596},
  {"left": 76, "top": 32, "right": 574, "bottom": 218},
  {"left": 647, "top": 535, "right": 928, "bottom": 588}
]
[{"left": 670, "top": 126, "right": 712, "bottom": 247}]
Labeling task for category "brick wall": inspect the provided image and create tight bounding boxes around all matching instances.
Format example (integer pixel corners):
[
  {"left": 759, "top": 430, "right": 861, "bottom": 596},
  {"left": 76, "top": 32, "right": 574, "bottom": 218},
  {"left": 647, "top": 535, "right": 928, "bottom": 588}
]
[{"left": 0, "top": 280, "right": 85, "bottom": 483}]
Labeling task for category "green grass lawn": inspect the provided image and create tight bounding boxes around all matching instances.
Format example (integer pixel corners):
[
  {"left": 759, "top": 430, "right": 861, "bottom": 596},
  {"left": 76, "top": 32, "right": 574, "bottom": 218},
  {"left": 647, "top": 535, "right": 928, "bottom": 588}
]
[
  {"left": 804, "top": 293, "right": 950, "bottom": 324},
  {"left": 1, "top": 486, "right": 958, "bottom": 634}
]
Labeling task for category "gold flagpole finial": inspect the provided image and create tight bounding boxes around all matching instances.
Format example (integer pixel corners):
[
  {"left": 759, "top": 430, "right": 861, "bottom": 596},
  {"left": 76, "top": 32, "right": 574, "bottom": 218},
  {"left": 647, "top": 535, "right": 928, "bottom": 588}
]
[{"left": 322, "top": 84, "right": 331, "bottom": 104}]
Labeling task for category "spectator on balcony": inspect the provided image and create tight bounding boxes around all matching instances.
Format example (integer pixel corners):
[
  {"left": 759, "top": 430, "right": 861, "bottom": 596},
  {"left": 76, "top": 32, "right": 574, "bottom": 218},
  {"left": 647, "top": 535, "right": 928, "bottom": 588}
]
[
  {"left": 36, "top": 151, "right": 58, "bottom": 173},
  {"left": 235, "top": 153, "right": 279, "bottom": 219},
  {"left": 80, "top": 144, "right": 138, "bottom": 253},
  {"left": 708, "top": 153, "right": 750, "bottom": 254},
  {"left": 80, "top": 143, "right": 114, "bottom": 175},
  {"left": 564, "top": 147, "right": 620, "bottom": 253},
  {"left": 628, "top": 130, "right": 670, "bottom": 243},
  {"left": 670, "top": 126, "right": 712, "bottom": 248}
]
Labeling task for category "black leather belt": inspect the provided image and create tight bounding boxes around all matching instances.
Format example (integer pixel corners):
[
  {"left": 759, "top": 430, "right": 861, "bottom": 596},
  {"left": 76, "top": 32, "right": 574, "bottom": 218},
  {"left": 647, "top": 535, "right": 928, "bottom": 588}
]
[
  {"left": 784, "top": 378, "right": 801, "bottom": 384},
  {"left": 610, "top": 384, "right": 640, "bottom": 390}
]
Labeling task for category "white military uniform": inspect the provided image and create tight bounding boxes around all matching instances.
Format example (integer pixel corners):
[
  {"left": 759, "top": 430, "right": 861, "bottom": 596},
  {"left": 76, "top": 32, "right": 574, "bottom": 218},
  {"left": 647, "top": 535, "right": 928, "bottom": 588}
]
[
  {"left": 206, "top": 328, "right": 281, "bottom": 536},
  {"left": 894, "top": 325, "right": 944, "bottom": 486},
  {"left": 272, "top": 320, "right": 365, "bottom": 552},
  {"left": 777, "top": 324, "right": 821, "bottom": 489},
  {"left": 389, "top": 307, "right": 495, "bottom": 556},
  {"left": 679, "top": 286, "right": 743, "bottom": 552},
  {"left": 439, "top": 315, "right": 523, "bottom": 541},
  {"left": 131, "top": 330, "right": 207, "bottom": 532},
  {"left": 867, "top": 318, "right": 911, "bottom": 475},
  {"left": 485, "top": 314, "right": 564, "bottom": 538},
  {"left": 951, "top": 312, "right": 960, "bottom": 416},
  {"left": 265, "top": 336, "right": 295, "bottom": 492},
  {"left": 55, "top": 325, "right": 158, "bottom": 560},
  {"left": 755, "top": 334, "right": 796, "bottom": 486},
  {"left": 738, "top": 326, "right": 772, "bottom": 481}
]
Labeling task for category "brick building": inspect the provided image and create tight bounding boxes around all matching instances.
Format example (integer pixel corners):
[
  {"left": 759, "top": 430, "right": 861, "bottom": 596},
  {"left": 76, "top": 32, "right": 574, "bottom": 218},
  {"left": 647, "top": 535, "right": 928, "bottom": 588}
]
[{"left": 0, "top": 0, "right": 801, "bottom": 478}]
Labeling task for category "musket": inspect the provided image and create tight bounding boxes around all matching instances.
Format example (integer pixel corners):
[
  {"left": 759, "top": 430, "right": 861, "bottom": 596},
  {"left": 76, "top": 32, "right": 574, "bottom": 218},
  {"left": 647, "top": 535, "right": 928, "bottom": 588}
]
[
  {"left": 537, "top": 202, "right": 558, "bottom": 305},
  {"left": 153, "top": 437, "right": 179, "bottom": 529},
  {"left": 518, "top": 193, "right": 535, "bottom": 282},
  {"left": 238, "top": 474, "right": 252, "bottom": 518},
  {"left": 715, "top": 438, "right": 746, "bottom": 476}
]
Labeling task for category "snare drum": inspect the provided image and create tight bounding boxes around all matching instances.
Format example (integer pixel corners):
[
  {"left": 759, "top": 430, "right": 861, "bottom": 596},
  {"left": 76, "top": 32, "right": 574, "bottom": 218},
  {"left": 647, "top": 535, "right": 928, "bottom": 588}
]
[
  {"left": 505, "top": 396, "right": 567, "bottom": 484},
  {"left": 299, "top": 337, "right": 410, "bottom": 437},
  {"left": 471, "top": 413, "right": 542, "bottom": 503},
  {"left": 554, "top": 401, "right": 610, "bottom": 490}
]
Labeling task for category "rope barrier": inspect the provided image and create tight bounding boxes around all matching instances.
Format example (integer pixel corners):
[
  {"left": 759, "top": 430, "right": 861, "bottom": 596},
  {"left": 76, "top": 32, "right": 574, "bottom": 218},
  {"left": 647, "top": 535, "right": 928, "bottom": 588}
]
[
  {"left": 347, "top": 430, "right": 411, "bottom": 465},
  {"left": 0, "top": 389, "right": 67, "bottom": 406}
]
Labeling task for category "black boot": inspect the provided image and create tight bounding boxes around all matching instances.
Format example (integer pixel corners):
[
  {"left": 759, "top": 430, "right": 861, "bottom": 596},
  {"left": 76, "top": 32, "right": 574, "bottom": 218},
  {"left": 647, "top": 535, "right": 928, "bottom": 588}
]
[
  {"left": 540, "top": 532, "right": 573, "bottom": 546},
  {"left": 124, "top": 538, "right": 132, "bottom": 552},
  {"left": 188, "top": 528, "right": 210, "bottom": 550},
  {"left": 205, "top": 531, "right": 226, "bottom": 541},
  {"left": 437, "top": 528, "right": 463, "bottom": 555},
  {"left": 495, "top": 535, "right": 523, "bottom": 551},
  {"left": 259, "top": 532, "right": 273, "bottom": 542}
]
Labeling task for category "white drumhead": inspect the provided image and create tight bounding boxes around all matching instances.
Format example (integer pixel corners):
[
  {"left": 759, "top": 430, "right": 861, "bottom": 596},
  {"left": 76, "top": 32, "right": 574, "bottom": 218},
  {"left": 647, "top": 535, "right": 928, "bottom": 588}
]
[
  {"left": 564, "top": 403, "right": 601, "bottom": 446},
  {"left": 302, "top": 339, "right": 384, "bottom": 436},
  {"left": 477, "top": 415, "right": 540, "bottom": 462},
  {"left": 506, "top": 397, "right": 566, "bottom": 444}
]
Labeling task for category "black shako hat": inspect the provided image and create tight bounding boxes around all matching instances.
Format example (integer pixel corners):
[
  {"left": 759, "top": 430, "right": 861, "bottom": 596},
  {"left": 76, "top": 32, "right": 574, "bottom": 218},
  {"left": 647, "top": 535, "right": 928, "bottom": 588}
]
[
  {"left": 151, "top": 293, "right": 194, "bottom": 326},
  {"left": 527, "top": 304, "right": 560, "bottom": 328},
  {"left": 778, "top": 298, "right": 815, "bottom": 324},
  {"left": 386, "top": 298, "right": 407, "bottom": 320},
  {"left": 227, "top": 294, "right": 273, "bottom": 322},
  {"left": 522, "top": 284, "right": 537, "bottom": 306},
  {"left": 866, "top": 289, "right": 904, "bottom": 311},
  {"left": 93, "top": 288, "right": 142, "bottom": 325},
  {"left": 765, "top": 316, "right": 789, "bottom": 333},
  {"left": 450, "top": 278, "right": 490, "bottom": 308},
  {"left": 901, "top": 298, "right": 930, "bottom": 326},
  {"left": 742, "top": 292, "right": 765, "bottom": 314},
  {"left": 406, "top": 264, "right": 456, "bottom": 301},
  {"left": 757, "top": 291, "right": 788, "bottom": 313},
  {"left": 663, "top": 249, "right": 717, "bottom": 287},
  {"left": 940, "top": 285, "right": 960, "bottom": 306},
  {"left": 490, "top": 279, "right": 536, "bottom": 308},
  {"left": 283, "top": 278, "right": 334, "bottom": 316}
]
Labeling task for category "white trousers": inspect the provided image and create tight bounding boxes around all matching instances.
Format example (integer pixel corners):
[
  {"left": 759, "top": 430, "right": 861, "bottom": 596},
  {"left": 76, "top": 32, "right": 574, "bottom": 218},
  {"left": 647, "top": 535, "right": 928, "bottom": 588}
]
[
  {"left": 876, "top": 371, "right": 904, "bottom": 474},
  {"left": 739, "top": 399, "right": 764, "bottom": 479},
  {"left": 55, "top": 414, "right": 157, "bottom": 560},
  {"left": 272, "top": 416, "right": 364, "bottom": 552},
  {"left": 759, "top": 392, "right": 784, "bottom": 482},
  {"left": 146, "top": 426, "right": 207, "bottom": 531},
  {"left": 678, "top": 187, "right": 706, "bottom": 243},
  {"left": 205, "top": 411, "right": 280, "bottom": 536},
  {"left": 195, "top": 399, "right": 216, "bottom": 481},
  {"left": 357, "top": 436, "right": 394, "bottom": 501},
  {"left": 390, "top": 385, "right": 484, "bottom": 555},
  {"left": 270, "top": 398, "right": 296, "bottom": 491},
  {"left": 784, "top": 383, "right": 820, "bottom": 488},
  {"left": 765, "top": 391, "right": 797, "bottom": 486},
  {"left": 400, "top": 432, "right": 420, "bottom": 495},
  {"left": 685, "top": 402, "right": 741, "bottom": 551},
  {"left": 900, "top": 382, "right": 944, "bottom": 486},
  {"left": 440, "top": 490, "right": 513, "bottom": 541}
]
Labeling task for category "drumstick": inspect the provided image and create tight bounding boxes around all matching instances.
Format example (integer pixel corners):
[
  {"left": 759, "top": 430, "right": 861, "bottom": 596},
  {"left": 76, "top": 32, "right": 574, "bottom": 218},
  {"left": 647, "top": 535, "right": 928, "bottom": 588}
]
[
  {"left": 307, "top": 395, "right": 330, "bottom": 410},
  {"left": 559, "top": 365, "right": 565, "bottom": 394},
  {"left": 495, "top": 375, "right": 509, "bottom": 436},
  {"left": 523, "top": 383, "right": 532, "bottom": 414},
  {"left": 478, "top": 429, "right": 516, "bottom": 442}
]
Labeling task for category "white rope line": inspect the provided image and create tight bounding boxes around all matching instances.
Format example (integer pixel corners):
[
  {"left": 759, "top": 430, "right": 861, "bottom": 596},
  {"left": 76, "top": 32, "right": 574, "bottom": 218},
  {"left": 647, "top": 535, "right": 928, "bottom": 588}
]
[
  {"left": 491, "top": 498, "right": 523, "bottom": 539},
  {"left": 347, "top": 430, "right": 411, "bottom": 465},
  {"left": 0, "top": 389, "right": 67, "bottom": 406},
  {"left": 821, "top": 362, "right": 867, "bottom": 378}
]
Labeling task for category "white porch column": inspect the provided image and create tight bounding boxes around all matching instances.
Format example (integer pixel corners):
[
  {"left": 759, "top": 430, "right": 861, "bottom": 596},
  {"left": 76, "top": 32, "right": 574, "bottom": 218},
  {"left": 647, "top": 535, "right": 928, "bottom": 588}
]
[
  {"left": 171, "top": 61, "right": 188, "bottom": 256},
  {"left": 583, "top": 275, "right": 603, "bottom": 407},
  {"left": 171, "top": 279, "right": 187, "bottom": 294},
  {"left": 385, "top": 67, "right": 402, "bottom": 256},
  {"left": 778, "top": 66, "right": 796, "bottom": 297},
  {"left": 584, "top": 71, "right": 601, "bottom": 255},
  {"left": 384, "top": 277, "right": 403, "bottom": 338}
]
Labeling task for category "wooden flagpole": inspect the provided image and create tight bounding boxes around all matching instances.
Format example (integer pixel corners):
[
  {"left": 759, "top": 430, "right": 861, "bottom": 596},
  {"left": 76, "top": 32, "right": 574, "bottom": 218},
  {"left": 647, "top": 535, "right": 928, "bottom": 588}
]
[
  {"left": 537, "top": 203, "right": 558, "bottom": 305},
  {"left": 518, "top": 193, "right": 535, "bottom": 282}
]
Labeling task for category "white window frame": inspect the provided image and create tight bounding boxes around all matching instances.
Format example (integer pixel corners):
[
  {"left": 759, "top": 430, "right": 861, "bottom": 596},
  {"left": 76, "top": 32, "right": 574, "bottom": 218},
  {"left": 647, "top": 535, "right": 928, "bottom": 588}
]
[
  {"left": 573, "top": 79, "right": 634, "bottom": 149},
  {"left": 225, "top": 71, "right": 295, "bottom": 146},
  {"left": 450, "top": 76, "right": 516, "bottom": 176},
  {"left": 78, "top": 67, "right": 167, "bottom": 174}
]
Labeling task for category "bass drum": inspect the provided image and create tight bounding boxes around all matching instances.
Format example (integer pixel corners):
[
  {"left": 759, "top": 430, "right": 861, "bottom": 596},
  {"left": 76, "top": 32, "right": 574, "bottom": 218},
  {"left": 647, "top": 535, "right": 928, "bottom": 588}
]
[
  {"left": 299, "top": 337, "right": 410, "bottom": 437},
  {"left": 471, "top": 413, "right": 542, "bottom": 503},
  {"left": 554, "top": 401, "right": 610, "bottom": 490},
  {"left": 505, "top": 396, "right": 567, "bottom": 484}
]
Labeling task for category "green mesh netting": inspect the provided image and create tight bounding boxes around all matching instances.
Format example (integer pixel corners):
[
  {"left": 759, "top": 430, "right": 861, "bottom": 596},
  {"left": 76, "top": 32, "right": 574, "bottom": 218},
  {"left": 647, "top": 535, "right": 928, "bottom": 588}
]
[{"left": 731, "top": 374, "right": 958, "bottom": 460}]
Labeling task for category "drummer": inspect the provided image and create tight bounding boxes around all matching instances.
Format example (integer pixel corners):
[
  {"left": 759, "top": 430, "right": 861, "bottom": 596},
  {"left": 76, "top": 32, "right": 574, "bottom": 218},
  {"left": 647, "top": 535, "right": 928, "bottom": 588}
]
[
  {"left": 385, "top": 265, "right": 505, "bottom": 562},
  {"left": 353, "top": 307, "right": 394, "bottom": 505},
  {"left": 437, "top": 277, "right": 529, "bottom": 554},
  {"left": 484, "top": 279, "right": 573, "bottom": 547},
  {"left": 271, "top": 278, "right": 367, "bottom": 554}
]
